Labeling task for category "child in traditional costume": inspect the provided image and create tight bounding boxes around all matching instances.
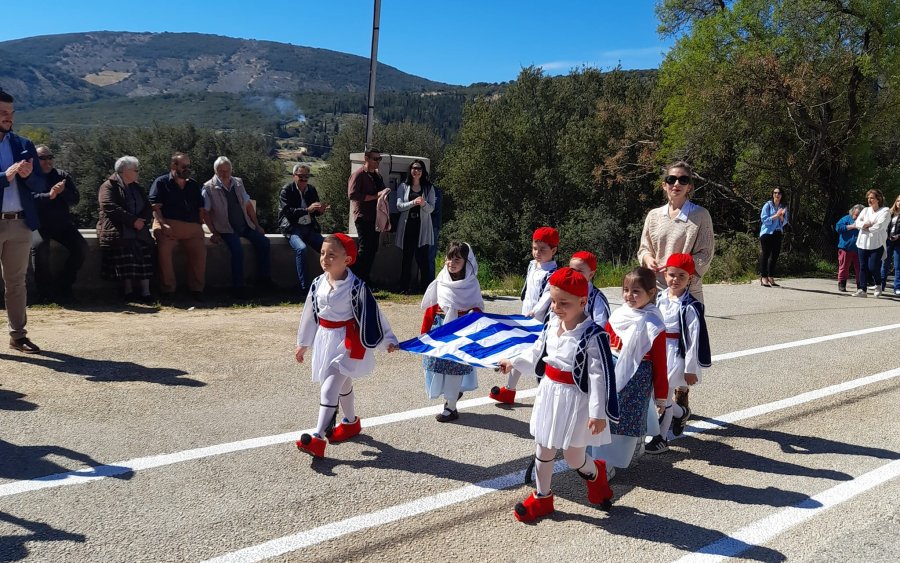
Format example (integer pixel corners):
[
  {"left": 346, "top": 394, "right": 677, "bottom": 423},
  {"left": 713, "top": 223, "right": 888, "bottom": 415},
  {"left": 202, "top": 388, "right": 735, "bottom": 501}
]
[
  {"left": 421, "top": 242, "right": 484, "bottom": 422},
  {"left": 645, "top": 254, "right": 710, "bottom": 453},
  {"left": 592, "top": 267, "right": 668, "bottom": 473},
  {"left": 295, "top": 233, "right": 399, "bottom": 458},
  {"left": 498, "top": 268, "right": 618, "bottom": 522},
  {"left": 569, "top": 250, "right": 611, "bottom": 327},
  {"left": 490, "top": 226, "right": 559, "bottom": 404}
]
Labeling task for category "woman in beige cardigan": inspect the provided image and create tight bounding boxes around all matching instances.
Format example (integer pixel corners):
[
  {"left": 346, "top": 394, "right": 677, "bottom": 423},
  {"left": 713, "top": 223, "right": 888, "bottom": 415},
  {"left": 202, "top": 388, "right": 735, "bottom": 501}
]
[{"left": 638, "top": 161, "right": 715, "bottom": 304}]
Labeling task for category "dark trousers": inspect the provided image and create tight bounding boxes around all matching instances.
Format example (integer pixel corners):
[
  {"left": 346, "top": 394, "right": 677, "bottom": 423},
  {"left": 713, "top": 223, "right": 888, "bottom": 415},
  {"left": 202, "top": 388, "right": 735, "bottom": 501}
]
[
  {"left": 880, "top": 239, "right": 899, "bottom": 291},
  {"left": 353, "top": 218, "right": 379, "bottom": 284},
  {"left": 758, "top": 232, "right": 783, "bottom": 277},
  {"left": 857, "top": 246, "right": 884, "bottom": 291},
  {"left": 220, "top": 226, "right": 271, "bottom": 288},
  {"left": 399, "top": 218, "right": 432, "bottom": 292},
  {"left": 32, "top": 224, "right": 88, "bottom": 298}
]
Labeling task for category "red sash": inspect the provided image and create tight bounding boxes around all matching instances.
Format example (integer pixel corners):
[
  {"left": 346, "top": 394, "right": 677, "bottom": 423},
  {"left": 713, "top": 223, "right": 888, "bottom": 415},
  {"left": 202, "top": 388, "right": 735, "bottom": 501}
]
[
  {"left": 665, "top": 332, "right": 680, "bottom": 339},
  {"left": 544, "top": 364, "right": 575, "bottom": 385},
  {"left": 318, "top": 318, "right": 365, "bottom": 359}
]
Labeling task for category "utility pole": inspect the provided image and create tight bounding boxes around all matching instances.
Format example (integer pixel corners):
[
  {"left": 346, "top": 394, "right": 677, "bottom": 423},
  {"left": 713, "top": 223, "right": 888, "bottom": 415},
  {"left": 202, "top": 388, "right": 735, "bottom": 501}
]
[{"left": 365, "top": 0, "right": 381, "bottom": 150}]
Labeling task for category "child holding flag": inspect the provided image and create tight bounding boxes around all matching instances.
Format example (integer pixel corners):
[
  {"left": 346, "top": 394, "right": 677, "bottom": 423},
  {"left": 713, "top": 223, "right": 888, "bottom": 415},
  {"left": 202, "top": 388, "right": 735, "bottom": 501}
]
[{"left": 498, "top": 267, "right": 618, "bottom": 522}]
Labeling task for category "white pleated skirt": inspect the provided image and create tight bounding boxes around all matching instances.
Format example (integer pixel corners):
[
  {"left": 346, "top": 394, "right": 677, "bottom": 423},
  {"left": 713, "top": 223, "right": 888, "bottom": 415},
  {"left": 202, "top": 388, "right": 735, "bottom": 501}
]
[
  {"left": 530, "top": 377, "right": 611, "bottom": 450},
  {"left": 310, "top": 325, "right": 375, "bottom": 383}
]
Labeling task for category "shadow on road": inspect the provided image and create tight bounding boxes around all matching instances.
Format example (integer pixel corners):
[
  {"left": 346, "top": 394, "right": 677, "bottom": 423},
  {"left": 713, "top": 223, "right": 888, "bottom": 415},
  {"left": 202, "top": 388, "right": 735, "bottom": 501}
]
[
  {"left": 0, "top": 511, "right": 86, "bottom": 562},
  {"left": 0, "top": 438, "right": 134, "bottom": 483},
  {"left": 0, "top": 351, "right": 204, "bottom": 387},
  {"left": 0, "top": 390, "right": 37, "bottom": 412}
]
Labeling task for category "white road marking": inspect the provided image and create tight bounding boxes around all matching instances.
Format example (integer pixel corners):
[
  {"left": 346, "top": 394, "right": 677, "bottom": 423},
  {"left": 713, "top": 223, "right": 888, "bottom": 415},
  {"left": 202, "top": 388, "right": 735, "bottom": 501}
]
[
  {"left": 202, "top": 366, "right": 900, "bottom": 562},
  {"left": 1, "top": 323, "right": 897, "bottom": 499},
  {"left": 673, "top": 458, "right": 900, "bottom": 563}
]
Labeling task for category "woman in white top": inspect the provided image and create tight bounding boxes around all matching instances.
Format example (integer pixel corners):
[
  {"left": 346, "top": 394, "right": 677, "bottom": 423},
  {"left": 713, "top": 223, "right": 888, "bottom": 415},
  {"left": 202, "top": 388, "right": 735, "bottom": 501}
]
[
  {"left": 853, "top": 189, "right": 891, "bottom": 298},
  {"left": 879, "top": 194, "right": 900, "bottom": 295}
]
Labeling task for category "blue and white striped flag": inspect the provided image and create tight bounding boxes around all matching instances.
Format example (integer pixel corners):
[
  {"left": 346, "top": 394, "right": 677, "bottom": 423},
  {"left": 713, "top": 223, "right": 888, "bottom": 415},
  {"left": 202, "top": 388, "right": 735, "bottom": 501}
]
[{"left": 399, "top": 311, "right": 543, "bottom": 369}]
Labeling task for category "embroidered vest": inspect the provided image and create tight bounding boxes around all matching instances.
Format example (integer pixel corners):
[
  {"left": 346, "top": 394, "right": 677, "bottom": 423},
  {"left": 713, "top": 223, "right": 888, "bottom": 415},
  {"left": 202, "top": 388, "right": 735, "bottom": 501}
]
[
  {"left": 678, "top": 293, "right": 712, "bottom": 368},
  {"left": 309, "top": 275, "right": 385, "bottom": 349}
]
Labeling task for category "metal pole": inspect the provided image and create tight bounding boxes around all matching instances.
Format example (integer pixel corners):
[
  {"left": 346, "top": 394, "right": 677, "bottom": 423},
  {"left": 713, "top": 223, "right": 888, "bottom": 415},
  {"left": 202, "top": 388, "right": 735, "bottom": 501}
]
[{"left": 365, "top": 0, "right": 381, "bottom": 150}]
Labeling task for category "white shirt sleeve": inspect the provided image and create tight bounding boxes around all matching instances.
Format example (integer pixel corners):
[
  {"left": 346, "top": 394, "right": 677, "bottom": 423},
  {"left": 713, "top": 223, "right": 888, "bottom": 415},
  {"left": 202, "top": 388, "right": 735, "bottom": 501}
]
[
  {"left": 296, "top": 291, "right": 318, "bottom": 347},
  {"left": 532, "top": 274, "right": 553, "bottom": 321},
  {"left": 376, "top": 304, "right": 400, "bottom": 349}
]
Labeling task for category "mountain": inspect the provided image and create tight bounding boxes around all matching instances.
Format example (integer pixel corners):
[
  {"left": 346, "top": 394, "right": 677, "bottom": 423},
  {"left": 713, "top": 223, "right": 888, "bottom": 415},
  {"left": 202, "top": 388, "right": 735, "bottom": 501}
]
[{"left": 0, "top": 31, "right": 450, "bottom": 110}]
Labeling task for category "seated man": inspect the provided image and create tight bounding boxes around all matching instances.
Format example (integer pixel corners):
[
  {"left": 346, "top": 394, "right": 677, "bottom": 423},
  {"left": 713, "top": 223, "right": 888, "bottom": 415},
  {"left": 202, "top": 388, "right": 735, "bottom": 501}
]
[
  {"left": 149, "top": 152, "right": 207, "bottom": 300},
  {"left": 201, "top": 156, "right": 271, "bottom": 297},
  {"left": 31, "top": 144, "right": 88, "bottom": 303},
  {"left": 277, "top": 164, "right": 328, "bottom": 297}
]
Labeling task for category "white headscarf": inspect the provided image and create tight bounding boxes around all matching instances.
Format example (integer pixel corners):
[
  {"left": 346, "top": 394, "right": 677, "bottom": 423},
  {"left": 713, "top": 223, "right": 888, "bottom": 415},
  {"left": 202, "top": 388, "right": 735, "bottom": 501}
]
[
  {"left": 421, "top": 243, "right": 484, "bottom": 322},
  {"left": 608, "top": 302, "right": 665, "bottom": 392}
]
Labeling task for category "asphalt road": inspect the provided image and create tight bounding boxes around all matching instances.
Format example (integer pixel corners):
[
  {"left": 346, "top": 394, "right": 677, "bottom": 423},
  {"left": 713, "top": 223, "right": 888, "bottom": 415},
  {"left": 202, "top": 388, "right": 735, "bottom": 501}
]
[{"left": 1, "top": 278, "right": 899, "bottom": 562}]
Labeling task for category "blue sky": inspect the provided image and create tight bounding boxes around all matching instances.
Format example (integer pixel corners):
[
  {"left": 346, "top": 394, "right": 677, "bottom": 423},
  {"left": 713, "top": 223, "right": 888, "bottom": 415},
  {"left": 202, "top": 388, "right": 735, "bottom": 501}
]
[{"left": 0, "top": 1, "right": 674, "bottom": 86}]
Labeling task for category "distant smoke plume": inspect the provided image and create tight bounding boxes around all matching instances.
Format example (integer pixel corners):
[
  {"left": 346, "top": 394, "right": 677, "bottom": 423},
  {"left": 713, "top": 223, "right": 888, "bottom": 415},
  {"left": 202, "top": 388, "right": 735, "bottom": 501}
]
[{"left": 274, "top": 96, "right": 306, "bottom": 123}]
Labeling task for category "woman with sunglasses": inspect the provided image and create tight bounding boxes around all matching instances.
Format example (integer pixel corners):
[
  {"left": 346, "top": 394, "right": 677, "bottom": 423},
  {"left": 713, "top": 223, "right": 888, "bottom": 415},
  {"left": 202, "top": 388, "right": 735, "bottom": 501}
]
[
  {"left": 638, "top": 161, "right": 715, "bottom": 304},
  {"left": 394, "top": 159, "right": 436, "bottom": 293},
  {"left": 758, "top": 189, "right": 790, "bottom": 287}
]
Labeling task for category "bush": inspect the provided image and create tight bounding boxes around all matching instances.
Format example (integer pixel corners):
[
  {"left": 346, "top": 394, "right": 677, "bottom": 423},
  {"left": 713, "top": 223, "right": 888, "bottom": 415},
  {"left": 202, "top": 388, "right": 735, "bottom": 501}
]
[{"left": 704, "top": 232, "right": 758, "bottom": 283}]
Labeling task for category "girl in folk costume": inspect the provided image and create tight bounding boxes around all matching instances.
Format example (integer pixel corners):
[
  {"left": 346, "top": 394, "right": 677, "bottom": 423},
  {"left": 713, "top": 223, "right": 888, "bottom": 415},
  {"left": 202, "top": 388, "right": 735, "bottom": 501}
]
[
  {"left": 569, "top": 250, "right": 611, "bottom": 327},
  {"left": 295, "top": 234, "right": 399, "bottom": 458},
  {"left": 646, "top": 254, "right": 711, "bottom": 454},
  {"left": 498, "top": 268, "right": 619, "bottom": 522},
  {"left": 421, "top": 242, "right": 484, "bottom": 422},
  {"left": 490, "top": 226, "right": 559, "bottom": 405},
  {"left": 592, "top": 267, "right": 668, "bottom": 472}
]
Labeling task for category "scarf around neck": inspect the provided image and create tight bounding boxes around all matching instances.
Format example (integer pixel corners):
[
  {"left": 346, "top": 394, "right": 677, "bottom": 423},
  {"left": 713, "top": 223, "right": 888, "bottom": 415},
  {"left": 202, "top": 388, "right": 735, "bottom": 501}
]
[{"left": 608, "top": 303, "right": 664, "bottom": 392}]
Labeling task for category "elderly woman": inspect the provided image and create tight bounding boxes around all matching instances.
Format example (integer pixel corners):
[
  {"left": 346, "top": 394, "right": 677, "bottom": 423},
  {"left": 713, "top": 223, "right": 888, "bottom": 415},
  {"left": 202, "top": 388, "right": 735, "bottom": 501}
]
[
  {"left": 96, "top": 156, "right": 154, "bottom": 302},
  {"left": 854, "top": 189, "right": 891, "bottom": 298},
  {"left": 395, "top": 159, "right": 436, "bottom": 294},
  {"left": 638, "top": 161, "right": 715, "bottom": 303},
  {"left": 835, "top": 204, "right": 864, "bottom": 292},
  {"left": 758, "top": 188, "right": 790, "bottom": 287}
]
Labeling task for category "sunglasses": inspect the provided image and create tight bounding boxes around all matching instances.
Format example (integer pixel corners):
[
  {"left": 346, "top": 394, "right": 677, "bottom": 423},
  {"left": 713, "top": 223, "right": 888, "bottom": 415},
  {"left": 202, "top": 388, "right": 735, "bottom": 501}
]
[
  {"left": 665, "top": 175, "right": 692, "bottom": 186},
  {"left": 38, "top": 155, "right": 54, "bottom": 161},
  {"left": 410, "top": 167, "right": 423, "bottom": 171},
  {"left": 773, "top": 191, "right": 782, "bottom": 195},
  {"left": 295, "top": 174, "right": 310, "bottom": 179}
]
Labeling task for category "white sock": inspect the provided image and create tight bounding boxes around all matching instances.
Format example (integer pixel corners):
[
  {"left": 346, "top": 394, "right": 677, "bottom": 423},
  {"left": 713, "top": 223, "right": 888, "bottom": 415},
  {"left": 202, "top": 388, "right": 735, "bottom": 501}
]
[
  {"left": 659, "top": 400, "right": 675, "bottom": 437},
  {"left": 506, "top": 369, "right": 521, "bottom": 390},
  {"left": 444, "top": 374, "right": 463, "bottom": 411},
  {"left": 672, "top": 403, "right": 685, "bottom": 419},
  {"left": 534, "top": 445, "right": 556, "bottom": 496}
]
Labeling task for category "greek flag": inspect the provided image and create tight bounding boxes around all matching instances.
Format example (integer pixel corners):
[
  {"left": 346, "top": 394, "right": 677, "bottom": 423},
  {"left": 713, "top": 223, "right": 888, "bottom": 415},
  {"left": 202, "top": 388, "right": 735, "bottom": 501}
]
[{"left": 399, "top": 312, "right": 543, "bottom": 369}]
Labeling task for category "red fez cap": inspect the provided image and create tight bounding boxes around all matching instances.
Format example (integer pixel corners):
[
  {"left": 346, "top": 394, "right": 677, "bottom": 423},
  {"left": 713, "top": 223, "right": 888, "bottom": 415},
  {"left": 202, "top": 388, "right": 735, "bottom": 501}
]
[
  {"left": 665, "top": 253, "right": 695, "bottom": 276},
  {"left": 571, "top": 250, "right": 597, "bottom": 272},
  {"left": 333, "top": 233, "right": 358, "bottom": 265},
  {"left": 548, "top": 267, "right": 588, "bottom": 298},
  {"left": 532, "top": 226, "right": 559, "bottom": 248}
]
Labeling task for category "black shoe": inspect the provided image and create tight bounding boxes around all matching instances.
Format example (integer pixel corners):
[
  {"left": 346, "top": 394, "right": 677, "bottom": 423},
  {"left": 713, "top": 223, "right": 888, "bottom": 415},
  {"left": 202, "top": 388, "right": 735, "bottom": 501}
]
[
  {"left": 838, "top": 281, "right": 847, "bottom": 292},
  {"left": 645, "top": 435, "right": 669, "bottom": 454},
  {"left": 10, "top": 337, "right": 41, "bottom": 354},
  {"left": 138, "top": 293, "right": 156, "bottom": 304},
  {"left": 190, "top": 291, "right": 205, "bottom": 302},
  {"left": 435, "top": 408, "right": 459, "bottom": 423},
  {"left": 231, "top": 287, "right": 248, "bottom": 300},
  {"left": 672, "top": 406, "right": 692, "bottom": 436}
]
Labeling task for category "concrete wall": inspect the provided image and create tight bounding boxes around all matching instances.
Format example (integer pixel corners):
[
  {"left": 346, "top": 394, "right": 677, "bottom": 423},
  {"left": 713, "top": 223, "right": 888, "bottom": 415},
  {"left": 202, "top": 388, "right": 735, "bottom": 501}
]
[{"left": 29, "top": 230, "right": 406, "bottom": 294}]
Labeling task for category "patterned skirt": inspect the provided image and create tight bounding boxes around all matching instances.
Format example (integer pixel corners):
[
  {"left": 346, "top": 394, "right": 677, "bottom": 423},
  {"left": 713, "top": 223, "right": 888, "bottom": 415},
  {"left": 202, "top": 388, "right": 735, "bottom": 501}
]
[
  {"left": 423, "top": 315, "right": 478, "bottom": 400},
  {"left": 609, "top": 359, "right": 654, "bottom": 437},
  {"left": 101, "top": 239, "right": 154, "bottom": 281}
]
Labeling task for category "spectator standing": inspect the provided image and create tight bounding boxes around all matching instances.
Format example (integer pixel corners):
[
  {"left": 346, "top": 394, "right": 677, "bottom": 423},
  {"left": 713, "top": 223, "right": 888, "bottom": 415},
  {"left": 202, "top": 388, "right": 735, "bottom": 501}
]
[
  {"left": 853, "top": 189, "right": 891, "bottom": 298},
  {"left": 758, "top": 188, "right": 789, "bottom": 287},
  {"left": 149, "top": 153, "right": 207, "bottom": 300},
  {"left": 347, "top": 148, "right": 386, "bottom": 286},
  {"left": 395, "top": 160, "right": 435, "bottom": 293},
  {"left": 835, "top": 204, "right": 863, "bottom": 292},
  {"left": 96, "top": 156, "right": 154, "bottom": 302},
  {"left": 31, "top": 144, "right": 88, "bottom": 303},
  {"left": 0, "top": 90, "right": 42, "bottom": 353},
  {"left": 201, "top": 156, "right": 271, "bottom": 298},
  {"left": 880, "top": 194, "right": 900, "bottom": 296},
  {"left": 278, "top": 164, "right": 328, "bottom": 298}
]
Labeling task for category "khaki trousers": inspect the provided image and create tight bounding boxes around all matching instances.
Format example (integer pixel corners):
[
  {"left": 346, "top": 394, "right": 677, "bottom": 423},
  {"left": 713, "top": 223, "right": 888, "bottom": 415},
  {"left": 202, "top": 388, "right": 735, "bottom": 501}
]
[
  {"left": 0, "top": 218, "right": 32, "bottom": 339},
  {"left": 152, "top": 218, "right": 207, "bottom": 293}
]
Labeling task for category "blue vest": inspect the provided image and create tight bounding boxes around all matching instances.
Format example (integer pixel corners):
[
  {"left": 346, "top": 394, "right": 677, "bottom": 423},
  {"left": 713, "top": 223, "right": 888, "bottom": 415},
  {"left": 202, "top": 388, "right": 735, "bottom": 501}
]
[{"left": 308, "top": 274, "right": 385, "bottom": 349}]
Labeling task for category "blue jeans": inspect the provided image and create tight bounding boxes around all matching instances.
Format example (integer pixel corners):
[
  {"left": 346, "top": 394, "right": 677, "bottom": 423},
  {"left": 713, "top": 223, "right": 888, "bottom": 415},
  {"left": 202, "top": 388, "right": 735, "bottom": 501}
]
[
  {"left": 857, "top": 246, "right": 884, "bottom": 291},
  {"left": 220, "top": 226, "right": 271, "bottom": 288},
  {"left": 880, "top": 239, "right": 899, "bottom": 291},
  {"left": 288, "top": 228, "right": 324, "bottom": 292}
]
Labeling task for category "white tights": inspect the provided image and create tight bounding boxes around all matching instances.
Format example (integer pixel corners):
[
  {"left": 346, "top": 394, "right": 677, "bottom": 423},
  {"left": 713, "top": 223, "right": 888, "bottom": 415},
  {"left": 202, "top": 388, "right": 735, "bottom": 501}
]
[
  {"left": 315, "top": 372, "right": 356, "bottom": 436},
  {"left": 658, "top": 398, "right": 684, "bottom": 438},
  {"left": 533, "top": 444, "right": 596, "bottom": 496},
  {"left": 505, "top": 368, "right": 522, "bottom": 390}
]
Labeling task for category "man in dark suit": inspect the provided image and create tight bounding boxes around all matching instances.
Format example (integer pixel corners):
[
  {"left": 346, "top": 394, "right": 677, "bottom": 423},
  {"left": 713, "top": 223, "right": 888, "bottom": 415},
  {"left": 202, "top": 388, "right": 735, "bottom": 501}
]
[
  {"left": 31, "top": 144, "right": 88, "bottom": 303},
  {"left": 0, "top": 90, "right": 43, "bottom": 353}
]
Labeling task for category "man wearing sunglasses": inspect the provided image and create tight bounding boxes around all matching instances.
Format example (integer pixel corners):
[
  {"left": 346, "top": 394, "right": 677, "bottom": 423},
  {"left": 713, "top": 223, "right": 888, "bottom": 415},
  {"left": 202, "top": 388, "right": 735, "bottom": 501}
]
[
  {"left": 278, "top": 164, "right": 328, "bottom": 298},
  {"left": 31, "top": 144, "right": 88, "bottom": 304},
  {"left": 347, "top": 148, "right": 387, "bottom": 285},
  {"left": 0, "top": 90, "right": 43, "bottom": 353}
]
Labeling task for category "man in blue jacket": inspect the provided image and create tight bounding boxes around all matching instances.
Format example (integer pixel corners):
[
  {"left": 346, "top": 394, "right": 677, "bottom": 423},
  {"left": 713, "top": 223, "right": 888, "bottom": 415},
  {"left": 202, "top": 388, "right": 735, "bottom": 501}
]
[{"left": 0, "top": 90, "right": 43, "bottom": 353}]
